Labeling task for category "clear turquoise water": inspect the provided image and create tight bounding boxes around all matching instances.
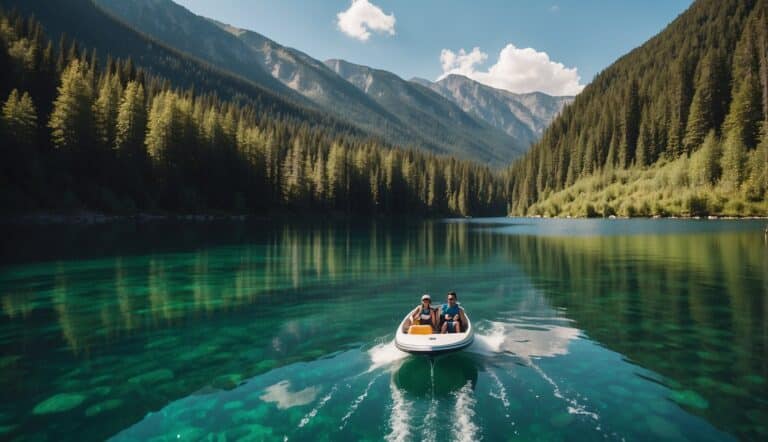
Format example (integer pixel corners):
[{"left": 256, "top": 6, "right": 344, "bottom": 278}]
[{"left": 0, "top": 218, "right": 766, "bottom": 441}]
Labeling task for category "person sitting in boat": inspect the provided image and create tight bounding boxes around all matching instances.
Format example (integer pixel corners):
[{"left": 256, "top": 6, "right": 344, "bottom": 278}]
[
  {"left": 440, "top": 291, "right": 466, "bottom": 334},
  {"left": 410, "top": 294, "right": 436, "bottom": 331}
]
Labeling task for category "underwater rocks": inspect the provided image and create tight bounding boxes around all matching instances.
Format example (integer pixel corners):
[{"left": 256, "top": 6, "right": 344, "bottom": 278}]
[{"left": 32, "top": 393, "right": 86, "bottom": 414}]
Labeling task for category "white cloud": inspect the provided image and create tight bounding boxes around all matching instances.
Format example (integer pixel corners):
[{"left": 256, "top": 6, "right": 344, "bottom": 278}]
[
  {"left": 549, "top": 5, "right": 561, "bottom": 13},
  {"left": 438, "top": 44, "right": 585, "bottom": 96},
  {"left": 336, "top": 0, "right": 396, "bottom": 42}
]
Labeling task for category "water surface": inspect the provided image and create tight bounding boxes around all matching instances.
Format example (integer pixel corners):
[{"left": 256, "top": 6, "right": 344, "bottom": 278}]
[{"left": 1, "top": 218, "right": 766, "bottom": 441}]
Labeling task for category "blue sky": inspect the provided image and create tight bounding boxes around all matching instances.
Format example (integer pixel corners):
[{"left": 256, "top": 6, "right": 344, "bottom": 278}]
[{"left": 174, "top": 0, "right": 692, "bottom": 95}]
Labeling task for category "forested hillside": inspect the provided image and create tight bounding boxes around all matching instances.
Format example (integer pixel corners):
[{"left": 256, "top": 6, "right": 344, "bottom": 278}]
[
  {"left": 506, "top": 0, "right": 768, "bottom": 217},
  {"left": 94, "top": 0, "right": 525, "bottom": 164},
  {"left": 0, "top": 9, "right": 504, "bottom": 216}
]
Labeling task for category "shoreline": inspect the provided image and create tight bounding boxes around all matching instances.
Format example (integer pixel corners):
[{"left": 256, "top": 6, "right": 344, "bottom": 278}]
[
  {"left": 511, "top": 214, "right": 768, "bottom": 220},
  {"left": 0, "top": 210, "right": 450, "bottom": 225},
  {"left": 2, "top": 211, "right": 767, "bottom": 225}
]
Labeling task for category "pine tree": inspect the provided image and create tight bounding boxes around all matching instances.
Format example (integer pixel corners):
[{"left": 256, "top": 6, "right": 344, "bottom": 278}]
[
  {"left": 723, "top": 72, "right": 763, "bottom": 150},
  {"left": 282, "top": 138, "right": 306, "bottom": 203},
  {"left": 635, "top": 121, "right": 652, "bottom": 167},
  {"left": 619, "top": 80, "right": 640, "bottom": 167},
  {"left": 668, "top": 56, "right": 695, "bottom": 156},
  {"left": 48, "top": 59, "right": 94, "bottom": 152},
  {"left": 326, "top": 142, "right": 346, "bottom": 207},
  {"left": 2, "top": 89, "right": 37, "bottom": 147},
  {"left": 93, "top": 73, "right": 123, "bottom": 149},
  {"left": 743, "top": 130, "right": 767, "bottom": 200},
  {"left": 720, "top": 130, "right": 747, "bottom": 190},
  {"left": 691, "top": 130, "right": 721, "bottom": 185},
  {"left": 312, "top": 149, "right": 327, "bottom": 204},
  {"left": 114, "top": 81, "right": 147, "bottom": 158},
  {"left": 683, "top": 53, "right": 718, "bottom": 151},
  {"left": 145, "top": 91, "right": 174, "bottom": 166},
  {"left": 457, "top": 172, "right": 469, "bottom": 216}
]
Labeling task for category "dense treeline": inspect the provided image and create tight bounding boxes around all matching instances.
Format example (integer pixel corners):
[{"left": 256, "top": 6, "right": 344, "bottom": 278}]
[
  {"left": 506, "top": 0, "right": 768, "bottom": 216},
  {"left": 0, "top": 10, "right": 505, "bottom": 216}
]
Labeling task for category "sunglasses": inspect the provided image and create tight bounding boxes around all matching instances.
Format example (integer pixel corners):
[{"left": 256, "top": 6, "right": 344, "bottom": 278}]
[{"left": 448, "top": 298, "right": 455, "bottom": 301}]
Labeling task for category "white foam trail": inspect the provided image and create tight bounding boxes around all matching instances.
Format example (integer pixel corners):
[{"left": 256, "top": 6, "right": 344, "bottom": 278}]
[
  {"left": 529, "top": 362, "right": 599, "bottom": 421},
  {"left": 452, "top": 380, "right": 479, "bottom": 442},
  {"left": 298, "top": 385, "right": 337, "bottom": 428},
  {"left": 421, "top": 397, "right": 438, "bottom": 442},
  {"left": 385, "top": 381, "right": 412, "bottom": 442},
  {"left": 467, "top": 322, "right": 506, "bottom": 356},
  {"left": 488, "top": 369, "right": 510, "bottom": 411},
  {"left": 420, "top": 361, "right": 437, "bottom": 442},
  {"left": 339, "top": 373, "right": 383, "bottom": 430},
  {"left": 368, "top": 340, "right": 409, "bottom": 372}
]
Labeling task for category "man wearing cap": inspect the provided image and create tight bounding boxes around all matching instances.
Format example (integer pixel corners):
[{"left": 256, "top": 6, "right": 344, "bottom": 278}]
[{"left": 410, "top": 294, "right": 437, "bottom": 331}]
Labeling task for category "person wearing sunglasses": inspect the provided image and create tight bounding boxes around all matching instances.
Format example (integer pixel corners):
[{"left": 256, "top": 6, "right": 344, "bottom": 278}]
[
  {"left": 410, "top": 294, "right": 437, "bottom": 331},
  {"left": 440, "top": 291, "right": 466, "bottom": 334}
]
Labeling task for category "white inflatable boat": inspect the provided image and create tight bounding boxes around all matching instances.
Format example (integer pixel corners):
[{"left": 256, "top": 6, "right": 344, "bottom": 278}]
[{"left": 394, "top": 310, "right": 474, "bottom": 355}]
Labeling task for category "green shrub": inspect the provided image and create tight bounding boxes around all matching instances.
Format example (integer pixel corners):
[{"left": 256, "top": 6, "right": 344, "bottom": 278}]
[{"left": 684, "top": 194, "right": 708, "bottom": 216}]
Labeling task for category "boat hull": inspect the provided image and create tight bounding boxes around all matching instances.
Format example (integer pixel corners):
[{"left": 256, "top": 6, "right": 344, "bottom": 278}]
[{"left": 394, "top": 312, "right": 474, "bottom": 355}]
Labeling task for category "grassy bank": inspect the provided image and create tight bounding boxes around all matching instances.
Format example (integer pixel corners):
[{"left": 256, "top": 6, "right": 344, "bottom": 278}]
[{"left": 523, "top": 154, "right": 767, "bottom": 218}]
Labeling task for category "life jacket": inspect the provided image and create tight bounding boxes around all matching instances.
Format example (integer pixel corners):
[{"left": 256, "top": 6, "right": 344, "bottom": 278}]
[
  {"left": 442, "top": 303, "right": 461, "bottom": 322},
  {"left": 417, "top": 306, "right": 433, "bottom": 325}
]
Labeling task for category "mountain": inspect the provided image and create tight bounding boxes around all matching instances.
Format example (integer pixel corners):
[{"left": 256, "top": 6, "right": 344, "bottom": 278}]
[
  {"left": 505, "top": 0, "right": 768, "bottom": 217},
  {"left": 325, "top": 59, "right": 526, "bottom": 163},
  {"left": 0, "top": 0, "right": 336, "bottom": 125},
  {"left": 94, "top": 0, "right": 525, "bottom": 164},
  {"left": 92, "top": 0, "right": 310, "bottom": 105},
  {"left": 0, "top": 3, "right": 505, "bottom": 216},
  {"left": 412, "top": 75, "right": 573, "bottom": 148}
]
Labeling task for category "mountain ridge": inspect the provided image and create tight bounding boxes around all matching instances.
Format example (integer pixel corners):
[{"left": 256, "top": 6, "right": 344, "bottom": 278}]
[
  {"left": 94, "top": 0, "right": 528, "bottom": 163},
  {"left": 413, "top": 74, "right": 573, "bottom": 148}
]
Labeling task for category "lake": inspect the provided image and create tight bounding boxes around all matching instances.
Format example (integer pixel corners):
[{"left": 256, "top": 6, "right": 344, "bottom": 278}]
[{"left": 0, "top": 218, "right": 766, "bottom": 441}]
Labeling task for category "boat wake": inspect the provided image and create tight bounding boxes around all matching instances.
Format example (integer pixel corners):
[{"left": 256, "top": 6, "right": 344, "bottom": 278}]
[
  {"left": 452, "top": 380, "right": 480, "bottom": 442},
  {"left": 385, "top": 380, "right": 412, "bottom": 442},
  {"left": 339, "top": 373, "right": 383, "bottom": 430},
  {"left": 467, "top": 322, "right": 506, "bottom": 355},
  {"left": 487, "top": 369, "right": 511, "bottom": 417},
  {"left": 420, "top": 360, "right": 438, "bottom": 442},
  {"left": 298, "top": 384, "right": 337, "bottom": 428},
  {"left": 368, "top": 340, "right": 408, "bottom": 372},
  {"left": 529, "top": 362, "right": 599, "bottom": 421}
]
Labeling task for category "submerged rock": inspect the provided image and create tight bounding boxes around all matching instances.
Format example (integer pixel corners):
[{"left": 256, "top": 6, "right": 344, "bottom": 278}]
[
  {"left": 212, "top": 373, "right": 243, "bottom": 390},
  {"left": 128, "top": 369, "right": 175, "bottom": 385},
  {"left": 0, "top": 424, "right": 17, "bottom": 435},
  {"left": 223, "top": 400, "right": 244, "bottom": 410},
  {"left": 85, "top": 399, "right": 122, "bottom": 417},
  {"left": 549, "top": 411, "right": 574, "bottom": 427},
  {"left": 33, "top": 393, "right": 86, "bottom": 414},
  {"left": 670, "top": 389, "right": 708, "bottom": 409},
  {"left": 743, "top": 374, "right": 765, "bottom": 385},
  {"left": 645, "top": 415, "right": 682, "bottom": 439}
]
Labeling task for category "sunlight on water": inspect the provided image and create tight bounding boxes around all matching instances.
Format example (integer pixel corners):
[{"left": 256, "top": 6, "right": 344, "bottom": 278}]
[{"left": 0, "top": 218, "right": 765, "bottom": 440}]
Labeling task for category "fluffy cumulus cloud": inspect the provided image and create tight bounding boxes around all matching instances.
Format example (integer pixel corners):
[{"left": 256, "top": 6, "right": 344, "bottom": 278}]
[
  {"left": 336, "top": 0, "right": 396, "bottom": 42},
  {"left": 438, "top": 44, "right": 584, "bottom": 96}
]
